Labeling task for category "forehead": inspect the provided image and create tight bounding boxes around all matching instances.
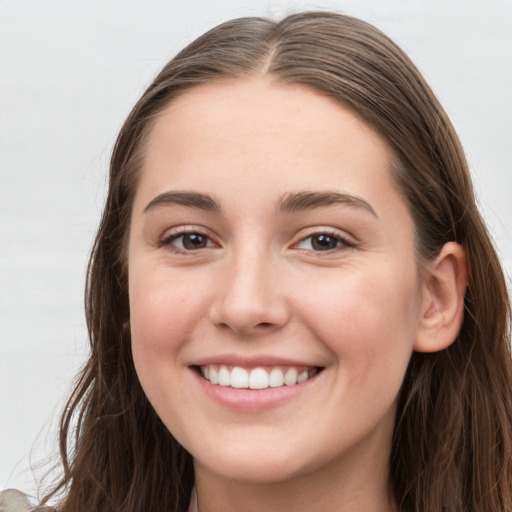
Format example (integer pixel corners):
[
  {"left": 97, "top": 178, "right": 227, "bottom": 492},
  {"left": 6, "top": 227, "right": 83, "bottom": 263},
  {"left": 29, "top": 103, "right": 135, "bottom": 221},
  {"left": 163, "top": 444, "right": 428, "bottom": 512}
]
[
  {"left": 135, "top": 78, "right": 404, "bottom": 219},
  {"left": 147, "top": 78, "right": 385, "bottom": 157}
]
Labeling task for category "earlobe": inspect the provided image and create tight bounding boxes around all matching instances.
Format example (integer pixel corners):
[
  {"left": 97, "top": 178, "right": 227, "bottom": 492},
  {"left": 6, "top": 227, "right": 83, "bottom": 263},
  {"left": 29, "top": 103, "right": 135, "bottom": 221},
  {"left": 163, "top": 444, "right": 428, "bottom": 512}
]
[{"left": 414, "top": 242, "right": 467, "bottom": 353}]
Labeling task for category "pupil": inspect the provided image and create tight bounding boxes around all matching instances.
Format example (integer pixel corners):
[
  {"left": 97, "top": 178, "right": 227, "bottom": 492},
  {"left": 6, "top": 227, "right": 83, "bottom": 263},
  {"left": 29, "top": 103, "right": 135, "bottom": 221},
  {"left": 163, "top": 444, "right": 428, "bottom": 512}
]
[
  {"left": 312, "top": 234, "right": 337, "bottom": 251},
  {"left": 183, "top": 233, "right": 206, "bottom": 250}
]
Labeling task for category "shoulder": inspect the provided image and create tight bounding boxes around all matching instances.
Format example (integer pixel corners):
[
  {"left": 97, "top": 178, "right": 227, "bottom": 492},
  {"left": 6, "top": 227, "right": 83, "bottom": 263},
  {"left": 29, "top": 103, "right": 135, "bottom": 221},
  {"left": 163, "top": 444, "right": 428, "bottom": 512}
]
[{"left": 0, "top": 489, "right": 54, "bottom": 512}]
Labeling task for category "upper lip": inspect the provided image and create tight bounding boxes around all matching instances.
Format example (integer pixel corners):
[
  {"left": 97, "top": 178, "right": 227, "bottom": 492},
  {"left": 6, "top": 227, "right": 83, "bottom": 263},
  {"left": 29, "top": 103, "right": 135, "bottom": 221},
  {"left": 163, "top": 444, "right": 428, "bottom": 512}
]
[{"left": 189, "top": 354, "right": 323, "bottom": 368}]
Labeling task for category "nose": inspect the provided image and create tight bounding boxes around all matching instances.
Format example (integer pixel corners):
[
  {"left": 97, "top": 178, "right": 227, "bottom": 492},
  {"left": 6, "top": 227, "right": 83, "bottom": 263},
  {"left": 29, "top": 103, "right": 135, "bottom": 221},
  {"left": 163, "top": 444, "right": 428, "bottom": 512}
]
[{"left": 208, "top": 247, "right": 290, "bottom": 337}]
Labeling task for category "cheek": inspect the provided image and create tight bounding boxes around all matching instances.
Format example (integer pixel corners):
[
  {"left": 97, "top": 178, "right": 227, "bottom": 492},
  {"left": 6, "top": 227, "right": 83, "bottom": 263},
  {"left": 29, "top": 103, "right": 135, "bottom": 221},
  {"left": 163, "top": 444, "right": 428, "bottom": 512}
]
[
  {"left": 293, "top": 263, "right": 420, "bottom": 383},
  {"left": 129, "top": 266, "right": 207, "bottom": 351},
  {"left": 128, "top": 267, "right": 208, "bottom": 410},
  {"left": 128, "top": 269, "right": 207, "bottom": 439}
]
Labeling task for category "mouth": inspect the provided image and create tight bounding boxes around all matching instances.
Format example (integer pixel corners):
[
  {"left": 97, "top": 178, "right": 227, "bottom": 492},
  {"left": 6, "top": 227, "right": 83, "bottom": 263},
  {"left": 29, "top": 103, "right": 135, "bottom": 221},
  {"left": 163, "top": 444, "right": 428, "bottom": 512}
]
[{"left": 196, "top": 364, "right": 322, "bottom": 390}]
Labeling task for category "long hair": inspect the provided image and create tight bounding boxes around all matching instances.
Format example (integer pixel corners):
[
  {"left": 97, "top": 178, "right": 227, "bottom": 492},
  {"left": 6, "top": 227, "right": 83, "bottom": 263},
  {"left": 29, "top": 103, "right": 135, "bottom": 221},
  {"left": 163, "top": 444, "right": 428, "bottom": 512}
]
[{"left": 41, "top": 12, "right": 511, "bottom": 512}]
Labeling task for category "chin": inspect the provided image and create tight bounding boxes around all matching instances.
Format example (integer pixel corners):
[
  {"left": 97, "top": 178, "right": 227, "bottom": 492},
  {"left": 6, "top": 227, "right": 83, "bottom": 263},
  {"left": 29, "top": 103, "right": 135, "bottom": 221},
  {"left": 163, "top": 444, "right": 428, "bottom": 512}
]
[{"left": 191, "top": 441, "right": 325, "bottom": 485}]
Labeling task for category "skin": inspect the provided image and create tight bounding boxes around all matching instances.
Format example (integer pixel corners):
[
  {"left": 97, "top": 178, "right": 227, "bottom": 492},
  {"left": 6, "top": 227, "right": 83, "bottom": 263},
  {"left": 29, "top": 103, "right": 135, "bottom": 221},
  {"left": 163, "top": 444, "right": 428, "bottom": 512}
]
[{"left": 128, "top": 78, "right": 466, "bottom": 512}]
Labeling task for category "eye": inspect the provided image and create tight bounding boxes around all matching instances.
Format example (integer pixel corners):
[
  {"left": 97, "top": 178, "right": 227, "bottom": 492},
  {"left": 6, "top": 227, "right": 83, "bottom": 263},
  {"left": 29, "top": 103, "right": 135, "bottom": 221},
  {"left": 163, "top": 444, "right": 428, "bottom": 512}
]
[
  {"left": 296, "top": 232, "right": 354, "bottom": 252},
  {"left": 160, "top": 230, "right": 216, "bottom": 251}
]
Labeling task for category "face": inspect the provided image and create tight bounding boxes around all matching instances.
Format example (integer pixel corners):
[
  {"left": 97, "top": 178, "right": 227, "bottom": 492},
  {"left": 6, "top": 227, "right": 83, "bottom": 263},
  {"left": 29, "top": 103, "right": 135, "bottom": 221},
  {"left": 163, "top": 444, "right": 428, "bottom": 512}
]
[{"left": 128, "top": 79, "right": 426, "bottom": 485}]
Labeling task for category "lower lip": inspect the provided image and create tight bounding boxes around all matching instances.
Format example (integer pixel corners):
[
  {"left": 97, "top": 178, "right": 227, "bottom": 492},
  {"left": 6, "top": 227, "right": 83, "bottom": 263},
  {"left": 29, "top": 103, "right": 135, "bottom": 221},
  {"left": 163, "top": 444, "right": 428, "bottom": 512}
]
[{"left": 191, "top": 368, "right": 322, "bottom": 411}]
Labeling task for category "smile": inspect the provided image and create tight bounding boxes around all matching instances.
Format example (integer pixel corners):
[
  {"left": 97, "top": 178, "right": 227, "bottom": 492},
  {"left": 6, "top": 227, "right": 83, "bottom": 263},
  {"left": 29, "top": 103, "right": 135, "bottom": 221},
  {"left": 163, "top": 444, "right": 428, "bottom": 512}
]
[{"left": 199, "top": 365, "right": 320, "bottom": 389}]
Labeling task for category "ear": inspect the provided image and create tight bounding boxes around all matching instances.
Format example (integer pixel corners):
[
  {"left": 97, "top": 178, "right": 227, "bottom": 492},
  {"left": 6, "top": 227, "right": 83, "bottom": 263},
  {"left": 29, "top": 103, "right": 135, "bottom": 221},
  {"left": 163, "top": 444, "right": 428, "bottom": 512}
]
[{"left": 414, "top": 242, "right": 467, "bottom": 353}]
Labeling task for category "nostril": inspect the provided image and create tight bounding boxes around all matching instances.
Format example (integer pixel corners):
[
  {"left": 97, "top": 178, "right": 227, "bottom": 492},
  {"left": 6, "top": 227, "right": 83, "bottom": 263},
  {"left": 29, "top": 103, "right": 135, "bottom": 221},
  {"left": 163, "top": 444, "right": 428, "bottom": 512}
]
[{"left": 217, "top": 320, "right": 276, "bottom": 336}]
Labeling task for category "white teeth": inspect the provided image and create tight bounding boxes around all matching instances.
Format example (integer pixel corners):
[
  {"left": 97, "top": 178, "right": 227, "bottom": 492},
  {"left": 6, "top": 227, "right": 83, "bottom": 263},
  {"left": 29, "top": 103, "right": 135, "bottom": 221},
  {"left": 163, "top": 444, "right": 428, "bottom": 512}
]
[
  {"left": 210, "top": 367, "right": 219, "bottom": 385},
  {"left": 230, "top": 366, "right": 249, "bottom": 388},
  {"left": 284, "top": 367, "right": 298, "bottom": 386},
  {"left": 199, "top": 364, "right": 318, "bottom": 389},
  {"left": 269, "top": 367, "right": 284, "bottom": 387},
  {"left": 297, "top": 369, "right": 309, "bottom": 383},
  {"left": 249, "top": 368, "right": 269, "bottom": 389},
  {"left": 218, "top": 366, "right": 231, "bottom": 386}
]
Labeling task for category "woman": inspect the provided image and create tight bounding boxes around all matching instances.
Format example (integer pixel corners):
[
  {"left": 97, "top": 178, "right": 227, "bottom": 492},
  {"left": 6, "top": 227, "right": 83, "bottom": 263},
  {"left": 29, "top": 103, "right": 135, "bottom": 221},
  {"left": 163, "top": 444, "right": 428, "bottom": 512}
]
[{"left": 7, "top": 11, "right": 511, "bottom": 512}]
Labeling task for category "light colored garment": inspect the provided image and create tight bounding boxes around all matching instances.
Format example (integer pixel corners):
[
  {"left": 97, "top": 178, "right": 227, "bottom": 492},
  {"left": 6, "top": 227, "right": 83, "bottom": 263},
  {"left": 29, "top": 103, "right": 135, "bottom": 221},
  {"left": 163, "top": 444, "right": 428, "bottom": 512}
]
[
  {"left": 0, "top": 490, "right": 32, "bottom": 512},
  {"left": 1, "top": 487, "right": 195, "bottom": 511}
]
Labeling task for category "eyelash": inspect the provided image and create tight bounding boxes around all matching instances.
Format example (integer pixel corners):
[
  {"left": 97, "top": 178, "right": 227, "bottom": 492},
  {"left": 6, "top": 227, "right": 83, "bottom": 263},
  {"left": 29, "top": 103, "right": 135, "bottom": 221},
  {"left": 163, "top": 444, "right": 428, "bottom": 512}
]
[
  {"left": 294, "top": 230, "right": 355, "bottom": 253},
  {"left": 157, "top": 228, "right": 355, "bottom": 254},
  {"left": 157, "top": 228, "right": 217, "bottom": 253}
]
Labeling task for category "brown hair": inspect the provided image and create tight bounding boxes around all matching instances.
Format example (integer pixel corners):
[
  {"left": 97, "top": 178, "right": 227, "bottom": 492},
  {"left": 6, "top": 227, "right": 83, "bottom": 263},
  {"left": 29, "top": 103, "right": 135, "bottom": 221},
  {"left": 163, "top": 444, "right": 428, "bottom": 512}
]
[{"left": 41, "top": 12, "right": 511, "bottom": 512}]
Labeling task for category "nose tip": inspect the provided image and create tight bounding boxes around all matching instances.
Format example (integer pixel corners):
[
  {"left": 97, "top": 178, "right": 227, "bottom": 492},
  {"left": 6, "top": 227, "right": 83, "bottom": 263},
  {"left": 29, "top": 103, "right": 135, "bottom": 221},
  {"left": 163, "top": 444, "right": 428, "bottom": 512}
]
[
  {"left": 211, "top": 292, "right": 288, "bottom": 336},
  {"left": 209, "top": 262, "right": 289, "bottom": 337}
]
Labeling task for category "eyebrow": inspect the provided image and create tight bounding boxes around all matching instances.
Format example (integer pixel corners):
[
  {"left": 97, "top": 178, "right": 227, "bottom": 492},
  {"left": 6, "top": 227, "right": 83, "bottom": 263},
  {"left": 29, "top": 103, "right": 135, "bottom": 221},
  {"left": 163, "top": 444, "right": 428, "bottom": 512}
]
[
  {"left": 144, "top": 191, "right": 221, "bottom": 213},
  {"left": 143, "top": 190, "right": 377, "bottom": 218},
  {"left": 277, "top": 191, "right": 378, "bottom": 218}
]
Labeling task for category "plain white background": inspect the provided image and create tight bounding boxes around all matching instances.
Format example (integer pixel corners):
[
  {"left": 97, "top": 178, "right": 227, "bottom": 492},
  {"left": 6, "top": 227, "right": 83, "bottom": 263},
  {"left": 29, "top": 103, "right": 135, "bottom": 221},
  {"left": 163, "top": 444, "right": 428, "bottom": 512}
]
[{"left": 1, "top": 0, "right": 511, "bottom": 497}]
